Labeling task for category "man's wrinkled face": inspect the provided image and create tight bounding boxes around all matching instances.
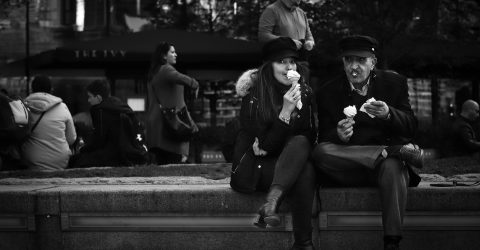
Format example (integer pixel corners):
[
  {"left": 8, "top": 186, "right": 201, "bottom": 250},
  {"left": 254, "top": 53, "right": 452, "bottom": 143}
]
[{"left": 342, "top": 55, "right": 376, "bottom": 84}]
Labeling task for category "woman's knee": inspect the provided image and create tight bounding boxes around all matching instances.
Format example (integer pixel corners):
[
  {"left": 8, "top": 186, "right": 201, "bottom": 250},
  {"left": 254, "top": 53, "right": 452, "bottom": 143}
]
[
  {"left": 295, "top": 161, "right": 317, "bottom": 187},
  {"left": 287, "top": 135, "right": 310, "bottom": 149}
]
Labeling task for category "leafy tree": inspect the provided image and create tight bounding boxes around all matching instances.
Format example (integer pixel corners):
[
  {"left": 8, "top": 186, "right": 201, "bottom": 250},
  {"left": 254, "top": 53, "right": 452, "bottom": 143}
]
[
  {"left": 438, "top": 0, "right": 480, "bottom": 41},
  {"left": 302, "top": 0, "right": 478, "bottom": 70},
  {"left": 0, "top": 0, "right": 26, "bottom": 30}
]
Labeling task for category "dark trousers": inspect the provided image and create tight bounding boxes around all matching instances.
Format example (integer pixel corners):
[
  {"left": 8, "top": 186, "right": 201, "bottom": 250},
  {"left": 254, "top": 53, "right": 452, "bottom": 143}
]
[
  {"left": 257, "top": 135, "right": 317, "bottom": 239},
  {"left": 312, "top": 142, "right": 409, "bottom": 236}
]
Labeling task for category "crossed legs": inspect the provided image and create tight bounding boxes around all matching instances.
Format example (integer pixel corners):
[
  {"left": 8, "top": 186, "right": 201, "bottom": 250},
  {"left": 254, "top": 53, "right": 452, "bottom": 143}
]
[{"left": 312, "top": 142, "right": 409, "bottom": 236}]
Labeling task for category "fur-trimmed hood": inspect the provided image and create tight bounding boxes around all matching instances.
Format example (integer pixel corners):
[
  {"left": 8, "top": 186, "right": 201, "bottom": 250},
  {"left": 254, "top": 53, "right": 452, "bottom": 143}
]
[{"left": 235, "top": 69, "right": 258, "bottom": 97}]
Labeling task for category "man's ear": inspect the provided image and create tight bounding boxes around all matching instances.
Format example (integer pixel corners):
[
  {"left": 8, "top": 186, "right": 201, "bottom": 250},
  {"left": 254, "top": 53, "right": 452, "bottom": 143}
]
[{"left": 371, "top": 57, "right": 377, "bottom": 70}]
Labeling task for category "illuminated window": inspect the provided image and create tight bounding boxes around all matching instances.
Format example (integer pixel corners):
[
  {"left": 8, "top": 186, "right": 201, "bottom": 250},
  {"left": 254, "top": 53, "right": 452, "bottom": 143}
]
[
  {"left": 127, "top": 98, "right": 146, "bottom": 112},
  {"left": 76, "top": 0, "right": 85, "bottom": 31}
]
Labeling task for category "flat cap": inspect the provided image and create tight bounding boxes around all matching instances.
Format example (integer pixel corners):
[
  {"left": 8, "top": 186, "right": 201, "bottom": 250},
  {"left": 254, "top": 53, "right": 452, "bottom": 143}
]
[{"left": 339, "top": 35, "right": 378, "bottom": 58}]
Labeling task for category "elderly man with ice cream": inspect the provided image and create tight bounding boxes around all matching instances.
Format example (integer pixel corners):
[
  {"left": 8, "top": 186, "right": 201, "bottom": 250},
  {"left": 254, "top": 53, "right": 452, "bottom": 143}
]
[{"left": 312, "top": 35, "right": 426, "bottom": 250}]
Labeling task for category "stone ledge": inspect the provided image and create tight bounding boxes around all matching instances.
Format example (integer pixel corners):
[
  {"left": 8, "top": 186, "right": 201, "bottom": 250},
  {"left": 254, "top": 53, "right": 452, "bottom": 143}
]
[
  {"left": 0, "top": 164, "right": 232, "bottom": 179},
  {"left": 1, "top": 181, "right": 479, "bottom": 213},
  {"left": 1, "top": 181, "right": 479, "bottom": 250}
]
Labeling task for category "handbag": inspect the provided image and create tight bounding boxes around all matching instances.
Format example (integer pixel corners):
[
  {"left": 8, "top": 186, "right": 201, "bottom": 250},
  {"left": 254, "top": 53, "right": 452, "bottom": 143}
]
[
  {"left": 230, "top": 149, "right": 260, "bottom": 194},
  {"left": 230, "top": 147, "right": 276, "bottom": 194},
  {"left": 151, "top": 84, "right": 198, "bottom": 142},
  {"left": 160, "top": 105, "right": 199, "bottom": 141}
]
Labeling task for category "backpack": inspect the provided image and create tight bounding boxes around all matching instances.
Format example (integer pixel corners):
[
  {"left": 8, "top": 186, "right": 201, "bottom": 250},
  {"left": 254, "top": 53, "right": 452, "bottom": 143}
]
[
  {"left": 0, "top": 93, "right": 31, "bottom": 146},
  {"left": 117, "top": 112, "right": 148, "bottom": 165}
]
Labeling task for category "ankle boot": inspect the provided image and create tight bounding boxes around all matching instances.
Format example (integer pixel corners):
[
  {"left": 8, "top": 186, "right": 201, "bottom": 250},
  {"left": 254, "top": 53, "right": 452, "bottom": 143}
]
[{"left": 257, "top": 186, "right": 284, "bottom": 227}]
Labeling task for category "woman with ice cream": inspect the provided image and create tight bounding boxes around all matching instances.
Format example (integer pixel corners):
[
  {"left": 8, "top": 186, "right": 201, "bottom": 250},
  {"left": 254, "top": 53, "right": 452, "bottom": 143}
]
[{"left": 230, "top": 37, "right": 316, "bottom": 250}]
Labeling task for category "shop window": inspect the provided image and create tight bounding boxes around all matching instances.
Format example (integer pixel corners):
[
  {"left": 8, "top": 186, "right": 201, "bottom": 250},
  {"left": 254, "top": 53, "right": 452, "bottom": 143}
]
[
  {"left": 408, "top": 78, "right": 432, "bottom": 125},
  {"left": 61, "top": 0, "right": 76, "bottom": 26}
]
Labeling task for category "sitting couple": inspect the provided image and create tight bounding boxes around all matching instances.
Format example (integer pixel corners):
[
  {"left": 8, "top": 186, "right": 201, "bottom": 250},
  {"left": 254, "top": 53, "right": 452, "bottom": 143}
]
[{"left": 230, "top": 36, "right": 424, "bottom": 250}]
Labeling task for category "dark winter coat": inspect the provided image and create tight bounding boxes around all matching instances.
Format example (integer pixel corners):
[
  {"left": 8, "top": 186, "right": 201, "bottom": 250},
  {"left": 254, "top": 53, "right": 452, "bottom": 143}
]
[
  {"left": 71, "top": 96, "right": 140, "bottom": 167},
  {"left": 451, "top": 116, "right": 480, "bottom": 155},
  {"left": 230, "top": 69, "right": 316, "bottom": 193},
  {"left": 316, "top": 69, "right": 421, "bottom": 187},
  {"left": 317, "top": 70, "right": 417, "bottom": 146}
]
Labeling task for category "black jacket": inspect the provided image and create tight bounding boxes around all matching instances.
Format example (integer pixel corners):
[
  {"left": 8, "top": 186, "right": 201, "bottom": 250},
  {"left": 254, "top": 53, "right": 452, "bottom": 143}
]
[
  {"left": 317, "top": 70, "right": 417, "bottom": 146},
  {"left": 316, "top": 70, "right": 420, "bottom": 187},
  {"left": 82, "top": 96, "right": 134, "bottom": 153},
  {"left": 230, "top": 69, "right": 316, "bottom": 193},
  {"left": 452, "top": 116, "right": 480, "bottom": 155}
]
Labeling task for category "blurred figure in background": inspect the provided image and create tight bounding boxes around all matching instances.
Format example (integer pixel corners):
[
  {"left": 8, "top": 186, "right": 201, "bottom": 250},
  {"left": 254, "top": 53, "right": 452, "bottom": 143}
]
[
  {"left": 21, "top": 76, "right": 77, "bottom": 170},
  {"left": 451, "top": 99, "right": 480, "bottom": 157},
  {"left": 69, "top": 79, "right": 147, "bottom": 168},
  {"left": 146, "top": 42, "right": 199, "bottom": 164}
]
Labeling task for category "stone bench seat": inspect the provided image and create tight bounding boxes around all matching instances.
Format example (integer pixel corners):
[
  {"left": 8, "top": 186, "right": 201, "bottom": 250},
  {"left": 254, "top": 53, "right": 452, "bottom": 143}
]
[{"left": 1, "top": 164, "right": 480, "bottom": 250}]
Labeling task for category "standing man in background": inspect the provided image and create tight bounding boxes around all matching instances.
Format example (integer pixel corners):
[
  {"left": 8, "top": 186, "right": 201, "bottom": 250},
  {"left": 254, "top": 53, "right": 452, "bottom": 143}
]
[
  {"left": 258, "top": 0, "right": 315, "bottom": 60},
  {"left": 451, "top": 99, "right": 480, "bottom": 156}
]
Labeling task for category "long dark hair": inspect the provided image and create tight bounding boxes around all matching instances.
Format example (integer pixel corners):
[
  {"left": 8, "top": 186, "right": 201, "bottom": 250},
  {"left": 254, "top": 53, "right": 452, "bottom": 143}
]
[
  {"left": 251, "top": 60, "right": 308, "bottom": 122},
  {"left": 147, "top": 42, "right": 172, "bottom": 82}
]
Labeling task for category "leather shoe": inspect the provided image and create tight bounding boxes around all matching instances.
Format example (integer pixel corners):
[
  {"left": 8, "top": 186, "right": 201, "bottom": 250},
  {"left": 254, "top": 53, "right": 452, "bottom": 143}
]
[
  {"left": 385, "top": 243, "right": 399, "bottom": 250},
  {"left": 290, "top": 244, "right": 315, "bottom": 250},
  {"left": 399, "top": 143, "right": 424, "bottom": 169},
  {"left": 384, "top": 235, "right": 401, "bottom": 250}
]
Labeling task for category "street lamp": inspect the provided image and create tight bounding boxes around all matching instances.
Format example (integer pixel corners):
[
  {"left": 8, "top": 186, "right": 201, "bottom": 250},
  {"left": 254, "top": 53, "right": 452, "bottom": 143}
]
[{"left": 25, "top": 0, "right": 30, "bottom": 94}]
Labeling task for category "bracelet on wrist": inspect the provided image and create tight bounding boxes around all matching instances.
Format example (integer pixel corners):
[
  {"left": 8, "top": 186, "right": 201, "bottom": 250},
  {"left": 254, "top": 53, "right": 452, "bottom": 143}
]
[{"left": 279, "top": 114, "right": 290, "bottom": 124}]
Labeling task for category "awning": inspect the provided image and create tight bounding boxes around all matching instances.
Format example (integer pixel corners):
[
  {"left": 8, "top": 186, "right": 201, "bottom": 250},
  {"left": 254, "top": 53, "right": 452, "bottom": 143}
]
[{"left": 0, "top": 29, "right": 263, "bottom": 76}]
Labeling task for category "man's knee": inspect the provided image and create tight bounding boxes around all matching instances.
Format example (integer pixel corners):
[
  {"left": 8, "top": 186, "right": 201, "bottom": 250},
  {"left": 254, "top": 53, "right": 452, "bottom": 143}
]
[
  {"left": 379, "top": 158, "right": 403, "bottom": 174},
  {"left": 377, "top": 157, "right": 408, "bottom": 186}
]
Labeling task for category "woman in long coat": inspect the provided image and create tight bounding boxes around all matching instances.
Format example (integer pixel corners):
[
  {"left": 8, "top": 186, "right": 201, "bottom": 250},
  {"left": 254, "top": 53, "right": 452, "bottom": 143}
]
[{"left": 146, "top": 42, "right": 199, "bottom": 164}]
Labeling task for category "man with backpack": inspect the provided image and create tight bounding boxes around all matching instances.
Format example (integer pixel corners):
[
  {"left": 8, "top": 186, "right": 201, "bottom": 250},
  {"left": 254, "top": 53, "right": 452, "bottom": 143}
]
[
  {"left": 69, "top": 79, "right": 147, "bottom": 168},
  {"left": 20, "top": 76, "right": 77, "bottom": 170}
]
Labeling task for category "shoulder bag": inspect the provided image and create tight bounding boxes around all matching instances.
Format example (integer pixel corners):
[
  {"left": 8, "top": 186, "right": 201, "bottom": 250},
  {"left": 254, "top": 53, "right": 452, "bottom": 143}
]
[{"left": 151, "top": 84, "right": 198, "bottom": 142}]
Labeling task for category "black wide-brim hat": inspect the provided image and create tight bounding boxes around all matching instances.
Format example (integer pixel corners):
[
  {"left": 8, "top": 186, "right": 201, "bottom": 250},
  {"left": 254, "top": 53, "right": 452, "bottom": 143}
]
[
  {"left": 262, "top": 37, "right": 299, "bottom": 62},
  {"left": 339, "top": 35, "right": 378, "bottom": 58}
]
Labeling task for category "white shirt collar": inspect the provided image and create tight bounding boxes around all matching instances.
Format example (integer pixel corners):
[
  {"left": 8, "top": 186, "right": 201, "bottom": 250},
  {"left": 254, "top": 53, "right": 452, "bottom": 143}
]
[{"left": 349, "top": 78, "right": 370, "bottom": 96}]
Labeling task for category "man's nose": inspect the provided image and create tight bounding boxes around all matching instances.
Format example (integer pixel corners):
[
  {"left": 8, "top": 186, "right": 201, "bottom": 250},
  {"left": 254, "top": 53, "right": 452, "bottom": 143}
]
[{"left": 351, "top": 61, "right": 360, "bottom": 69}]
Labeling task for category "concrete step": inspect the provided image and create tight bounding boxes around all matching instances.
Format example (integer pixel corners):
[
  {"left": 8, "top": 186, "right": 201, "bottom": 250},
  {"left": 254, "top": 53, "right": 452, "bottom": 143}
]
[
  {"left": 1, "top": 180, "right": 480, "bottom": 250},
  {"left": 1, "top": 164, "right": 480, "bottom": 250}
]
